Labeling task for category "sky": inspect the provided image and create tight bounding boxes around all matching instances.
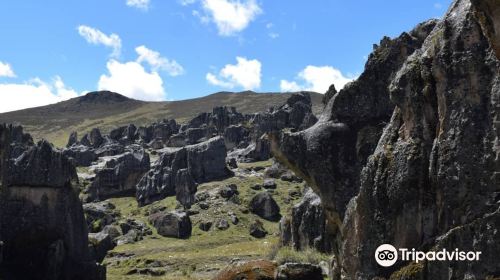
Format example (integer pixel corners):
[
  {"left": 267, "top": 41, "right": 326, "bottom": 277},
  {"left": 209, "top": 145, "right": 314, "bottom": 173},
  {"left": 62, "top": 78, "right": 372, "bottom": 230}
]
[{"left": 0, "top": 0, "right": 452, "bottom": 113}]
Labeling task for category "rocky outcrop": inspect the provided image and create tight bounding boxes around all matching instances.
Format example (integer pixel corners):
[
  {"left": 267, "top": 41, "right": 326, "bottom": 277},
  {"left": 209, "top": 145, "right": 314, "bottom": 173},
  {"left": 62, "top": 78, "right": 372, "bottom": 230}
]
[
  {"left": 280, "top": 188, "right": 333, "bottom": 253},
  {"left": 0, "top": 124, "right": 105, "bottom": 280},
  {"left": 249, "top": 192, "right": 281, "bottom": 221},
  {"left": 64, "top": 145, "right": 98, "bottom": 167},
  {"left": 136, "top": 136, "right": 230, "bottom": 206},
  {"left": 271, "top": 0, "right": 500, "bottom": 279},
  {"left": 251, "top": 92, "right": 318, "bottom": 139},
  {"left": 86, "top": 148, "right": 150, "bottom": 202},
  {"left": 137, "top": 119, "right": 179, "bottom": 144},
  {"left": 148, "top": 211, "right": 192, "bottom": 239}
]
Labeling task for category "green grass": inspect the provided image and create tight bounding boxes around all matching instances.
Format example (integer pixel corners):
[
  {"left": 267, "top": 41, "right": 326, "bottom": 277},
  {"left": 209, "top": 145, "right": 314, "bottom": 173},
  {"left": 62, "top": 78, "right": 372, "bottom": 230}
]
[{"left": 104, "top": 160, "right": 305, "bottom": 280}]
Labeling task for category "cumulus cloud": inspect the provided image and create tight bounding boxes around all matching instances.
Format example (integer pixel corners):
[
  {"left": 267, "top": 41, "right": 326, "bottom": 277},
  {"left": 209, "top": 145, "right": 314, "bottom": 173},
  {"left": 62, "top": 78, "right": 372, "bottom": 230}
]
[
  {"left": 280, "top": 65, "right": 354, "bottom": 93},
  {"left": 98, "top": 59, "right": 165, "bottom": 101},
  {"left": 200, "top": 0, "right": 262, "bottom": 36},
  {"left": 126, "top": 0, "right": 150, "bottom": 10},
  {"left": 0, "top": 61, "right": 16, "bottom": 78},
  {"left": 135, "top": 45, "right": 184, "bottom": 76},
  {"left": 77, "top": 25, "right": 122, "bottom": 57},
  {"left": 206, "top": 56, "right": 261, "bottom": 90},
  {"left": 0, "top": 76, "right": 79, "bottom": 113},
  {"left": 179, "top": 0, "right": 196, "bottom": 5}
]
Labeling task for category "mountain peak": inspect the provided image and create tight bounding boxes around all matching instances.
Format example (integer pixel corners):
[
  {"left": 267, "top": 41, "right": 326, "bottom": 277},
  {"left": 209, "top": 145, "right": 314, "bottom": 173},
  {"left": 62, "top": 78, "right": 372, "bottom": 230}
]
[{"left": 77, "top": 91, "right": 134, "bottom": 104}]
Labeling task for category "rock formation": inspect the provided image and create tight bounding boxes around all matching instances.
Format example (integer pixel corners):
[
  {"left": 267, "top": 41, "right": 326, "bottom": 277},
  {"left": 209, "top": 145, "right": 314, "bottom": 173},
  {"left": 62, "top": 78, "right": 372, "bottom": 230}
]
[
  {"left": 280, "top": 188, "right": 333, "bottom": 253},
  {"left": 136, "top": 136, "right": 230, "bottom": 206},
  {"left": 0, "top": 124, "right": 105, "bottom": 280},
  {"left": 86, "top": 148, "right": 150, "bottom": 202},
  {"left": 271, "top": 0, "right": 500, "bottom": 279}
]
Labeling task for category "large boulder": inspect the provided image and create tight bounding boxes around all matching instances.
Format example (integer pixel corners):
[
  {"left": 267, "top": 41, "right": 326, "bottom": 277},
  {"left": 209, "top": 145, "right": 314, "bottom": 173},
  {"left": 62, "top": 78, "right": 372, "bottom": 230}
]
[
  {"left": 249, "top": 192, "right": 281, "bottom": 221},
  {"left": 87, "top": 148, "right": 150, "bottom": 201},
  {"left": 136, "top": 137, "right": 230, "bottom": 206},
  {"left": 0, "top": 124, "right": 105, "bottom": 280},
  {"left": 148, "top": 211, "right": 192, "bottom": 239}
]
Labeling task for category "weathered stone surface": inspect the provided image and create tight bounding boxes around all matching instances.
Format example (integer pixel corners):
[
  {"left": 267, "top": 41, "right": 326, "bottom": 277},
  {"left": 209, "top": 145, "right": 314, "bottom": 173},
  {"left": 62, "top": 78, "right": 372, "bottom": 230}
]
[
  {"left": 0, "top": 124, "right": 105, "bottom": 280},
  {"left": 136, "top": 137, "right": 230, "bottom": 206},
  {"left": 87, "top": 149, "right": 150, "bottom": 201},
  {"left": 149, "top": 211, "right": 192, "bottom": 239},
  {"left": 224, "top": 125, "right": 250, "bottom": 150},
  {"left": 280, "top": 188, "right": 333, "bottom": 253},
  {"left": 63, "top": 144, "right": 98, "bottom": 167},
  {"left": 88, "top": 232, "right": 115, "bottom": 263},
  {"left": 83, "top": 201, "right": 119, "bottom": 233},
  {"left": 249, "top": 220, "right": 267, "bottom": 238},
  {"left": 271, "top": 1, "right": 500, "bottom": 279},
  {"left": 249, "top": 192, "right": 281, "bottom": 221},
  {"left": 67, "top": 131, "right": 78, "bottom": 147},
  {"left": 276, "top": 263, "right": 323, "bottom": 280},
  {"left": 5, "top": 140, "right": 78, "bottom": 188}
]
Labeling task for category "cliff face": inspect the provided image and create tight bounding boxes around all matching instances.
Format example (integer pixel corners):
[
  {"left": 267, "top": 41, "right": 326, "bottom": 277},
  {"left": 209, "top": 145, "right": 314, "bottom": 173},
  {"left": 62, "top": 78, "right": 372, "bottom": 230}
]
[
  {"left": 0, "top": 124, "right": 105, "bottom": 280},
  {"left": 271, "top": 0, "right": 500, "bottom": 279}
]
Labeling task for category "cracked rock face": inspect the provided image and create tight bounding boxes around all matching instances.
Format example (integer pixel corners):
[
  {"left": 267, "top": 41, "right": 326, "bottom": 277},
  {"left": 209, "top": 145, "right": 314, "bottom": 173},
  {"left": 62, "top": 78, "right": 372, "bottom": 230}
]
[
  {"left": 271, "top": 0, "right": 500, "bottom": 279},
  {"left": 0, "top": 124, "right": 105, "bottom": 280},
  {"left": 136, "top": 136, "right": 230, "bottom": 207}
]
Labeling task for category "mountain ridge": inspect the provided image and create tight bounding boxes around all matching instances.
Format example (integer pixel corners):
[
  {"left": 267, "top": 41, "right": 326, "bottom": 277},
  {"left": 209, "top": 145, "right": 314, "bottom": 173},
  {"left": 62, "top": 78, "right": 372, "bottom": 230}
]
[{"left": 0, "top": 90, "right": 323, "bottom": 147}]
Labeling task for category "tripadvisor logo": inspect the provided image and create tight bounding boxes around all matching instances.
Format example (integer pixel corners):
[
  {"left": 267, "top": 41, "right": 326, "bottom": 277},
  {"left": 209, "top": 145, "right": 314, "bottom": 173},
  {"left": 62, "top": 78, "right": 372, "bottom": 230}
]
[{"left": 375, "top": 244, "right": 482, "bottom": 267}]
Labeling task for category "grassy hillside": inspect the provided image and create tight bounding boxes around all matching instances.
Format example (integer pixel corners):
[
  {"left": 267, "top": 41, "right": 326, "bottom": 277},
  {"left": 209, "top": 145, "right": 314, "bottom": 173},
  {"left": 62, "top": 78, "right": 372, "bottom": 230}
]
[{"left": 0, "top": 90, "right": 323, "bottom": 147}]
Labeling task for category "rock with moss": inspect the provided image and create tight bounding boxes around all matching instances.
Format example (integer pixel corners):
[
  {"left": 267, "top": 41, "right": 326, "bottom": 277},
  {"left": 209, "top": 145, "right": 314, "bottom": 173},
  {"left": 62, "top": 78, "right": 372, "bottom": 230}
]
[{"left": 149, "top": 211, "right": 192, "bottom": 239}]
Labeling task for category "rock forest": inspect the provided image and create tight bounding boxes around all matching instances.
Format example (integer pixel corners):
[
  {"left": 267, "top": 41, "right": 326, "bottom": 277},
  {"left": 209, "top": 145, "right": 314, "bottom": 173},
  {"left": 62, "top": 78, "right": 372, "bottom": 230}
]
[{"left": 0, "top": 0, "right": 499, "bottom": 279}]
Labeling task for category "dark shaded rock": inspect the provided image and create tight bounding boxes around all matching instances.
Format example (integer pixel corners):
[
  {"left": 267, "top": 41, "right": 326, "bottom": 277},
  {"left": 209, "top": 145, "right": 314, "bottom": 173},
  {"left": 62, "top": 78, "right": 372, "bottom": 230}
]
[
  {"left": 89, "top": 128, "right": 104, "bottom": 148},
  {"left": 216, "top": 219, "right": 230, "bottom": 230},
  {"left": 174, "top": 168, "right": 197, "bottom": 209},
  {"left": 137, "top": 119, "right": 179, "bottom": 143},
  {"left": 88, "top": 232, "right": 115, "bottom": 263},
  {"left": 198, "top": 201, "right": 209, "bottom": 210},
  {"left": 227, "top": 157, "right": 238, "bottom": 169},
  {"left": 249, "top": 192, "right": 281, "bottom": 221},
  {"left": 249, "top": 220, "right": 267, "bottom": 238},
  {"left": 281, "top": 188, "right": 333, "bottom": 253},
  {"left": 83, "top": 201, "right": 119, "bottom": 233},
  {"left": 67, "top": 131, "right": 78, "bottom": 147},
  {"left": 276, "top": 263, "right": 323, "bottom": 280},
  {"left": 231, "top": 134, "right": 271, "bottom": 163},
  {"left": 220, "top": 184, "right": 238, "bottom": 199},
  {"left": 63, "top": 145, "right": 98, "bottom": 167},
  {"left": 322, "top": 84, "right": 337, "bottom": 105},
  {"left": 262, "top": 179, "right": 277, "bottom": 190},
  {"left": 149, "top": 211, "right": 192, "bottom": 239},
  {"left": 94, "top": 143, "right": 125, "bottom": 157},
  {"left": 136, "top": 137, "right": 230, "bottom": 206},
  {"left": 4, "top": 140, "right": 78, "bottom": 188},
  {"left": 199, "top": 220, "right": 213, "bottom": 231},
  {"left": 87, "top": 149, "right": 150, "bottom": 201},
  {"left": 101, "top": 225, "right": 122, "bottom": 240},
  {"left": 271, "top": 1, "right": 500, "bottom": 279},
  {"left": 0, "top": 124, "right": 105, "bottom": 280},
  {"left": 263, "top": 160, "right": 288, "bottom": 179},
  {"left": 251, "top": 184, "right": 262, "bottom": 190},
  {"left": 224, "top": 125, "right": 250, "bottom": 150}
]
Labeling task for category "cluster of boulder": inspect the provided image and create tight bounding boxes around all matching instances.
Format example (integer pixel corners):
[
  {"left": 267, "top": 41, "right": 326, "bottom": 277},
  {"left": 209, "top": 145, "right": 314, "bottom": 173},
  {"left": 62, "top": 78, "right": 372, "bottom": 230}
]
[
  {"left": 0, "top": 124, "right": 105, "bottom": 280},
  {"left": 271, "top": 0, "right": 500, "bottom": 279}
]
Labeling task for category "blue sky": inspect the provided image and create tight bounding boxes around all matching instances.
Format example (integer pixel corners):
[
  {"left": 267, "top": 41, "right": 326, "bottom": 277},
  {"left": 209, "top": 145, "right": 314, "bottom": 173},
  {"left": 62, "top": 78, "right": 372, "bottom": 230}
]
[{"left": 0, "top": 0, "right": 451, "bottom": 112}]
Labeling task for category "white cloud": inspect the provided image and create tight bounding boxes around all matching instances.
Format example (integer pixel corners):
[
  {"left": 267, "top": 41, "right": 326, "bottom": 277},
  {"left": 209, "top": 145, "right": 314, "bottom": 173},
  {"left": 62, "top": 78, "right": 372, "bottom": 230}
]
[
  {"left": 135, "top": 45, "right": 184, "bottom": 76},
  {"left": 206, "top": 56, "right": 261, "bottom": 90},
  {"left": 179, "top": 0, "right": 196, "bottom": 5},
  {"left": 280, "top": 65, "right": 354, "bottom": 93},
  {"left": 98, "top": 59, "right": 165, "bottom": 101},
  {"left": 200, "top": 0, "right": 262, "bottom": 36},
  {"left": 77, "top": 25, "right": 122, "bottom": 57},
  {"left": 0, "top": 61, "right": 16, "bottom": 78},
  {"left": 268, "top": 32, "right": 279, "bottom": 39},
  {"left": 0, "top": 76, "right": 79, "bottom": 113},
  {"left": 434, "top": 3, "right": 443, "bottom": 9},
  {"left": 126, "top": 0, "right": 150, "bottom": 10}
]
